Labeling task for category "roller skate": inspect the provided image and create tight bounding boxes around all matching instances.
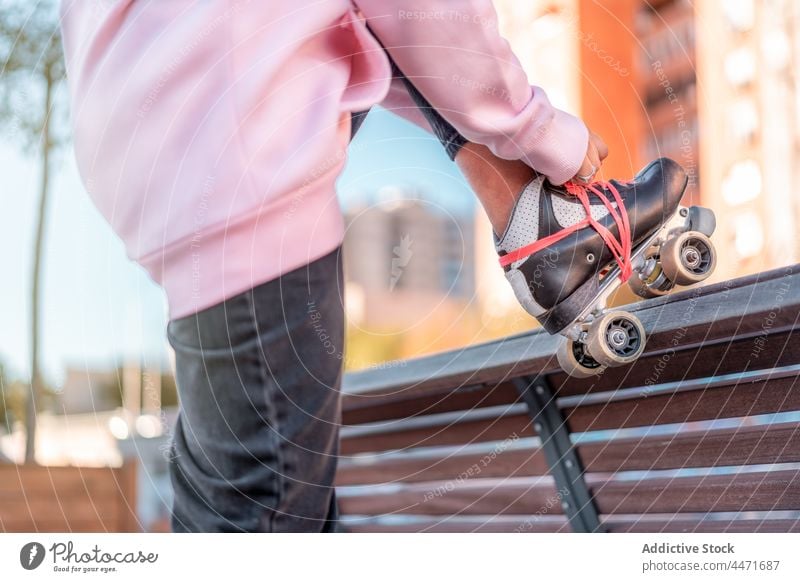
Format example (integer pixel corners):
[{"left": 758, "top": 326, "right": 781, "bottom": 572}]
[{"left": 496, "top": 158, "right": 717, "bottom": 378}]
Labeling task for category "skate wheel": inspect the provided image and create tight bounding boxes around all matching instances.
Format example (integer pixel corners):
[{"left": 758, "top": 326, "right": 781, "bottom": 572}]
[
  {"left": 660, "top": 231, "right": 716, "bottom": 286},
  {"left": 586, "top": 311, "right": 646, "bottom": 367},
  {"left": 556, "top": 337, "right": 606, "bottom": 378},
  {"left": 628, "top": 261, "right": 674, "bottom": 299}
]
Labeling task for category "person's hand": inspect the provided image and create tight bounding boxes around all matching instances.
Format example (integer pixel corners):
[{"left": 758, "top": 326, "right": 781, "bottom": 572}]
[{"left": 573, "top": 131, "right": 609, "bottom": 183}]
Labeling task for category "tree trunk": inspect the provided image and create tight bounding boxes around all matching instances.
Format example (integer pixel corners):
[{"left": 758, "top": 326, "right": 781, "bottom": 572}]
[{"left": 24, "top": 68, "right": 53, "bottom": 464}]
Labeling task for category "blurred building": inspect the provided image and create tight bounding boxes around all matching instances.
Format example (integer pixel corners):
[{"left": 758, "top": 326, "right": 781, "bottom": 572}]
[
  {"left": 494, "top": 0, "right": 644, "bottom": 179},
  {"left": 636, "top": 0, "right": 699, "bottom": 203},
  {"left": 58, "top": 364, "right": 168, "bottom": 416},
  {"left": 343, "top": 189, "right": 475, "bottom": 334},
  {"left": 695, "top": 0, "right": 800, "bottom": 278},
  {"left": 493, "top": 0, "right": 800, "bottom": 284},
  {"left": 59, "top": 367, "right": 121, "bottom": 415}
]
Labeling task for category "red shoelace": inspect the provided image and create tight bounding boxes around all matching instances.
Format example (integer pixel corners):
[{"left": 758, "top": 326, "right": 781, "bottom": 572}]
[{"left": 498, "top": 179, "right": 633, "bottom": 282}]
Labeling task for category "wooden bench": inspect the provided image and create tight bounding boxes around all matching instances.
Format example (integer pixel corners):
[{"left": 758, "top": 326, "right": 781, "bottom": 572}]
[
  {"left": 337, "top": 265, "right": 800, "bottom": 532},
  {"left": 0, "top": 463, "right": 138, "bottom": 532}
]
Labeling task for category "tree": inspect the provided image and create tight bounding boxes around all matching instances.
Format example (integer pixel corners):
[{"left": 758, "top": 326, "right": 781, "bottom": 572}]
[
  {"left": 0, "top": 0, "right": 66, "bottom": 463},
  {"left": 0, "top": 360, "right": 29, "bottom": 437},
  {"left": 0, "top": 360, "right": 9, "bottom": 461},
  {"left": 0, "top": 360, "right": 10, "bottom": 433}
]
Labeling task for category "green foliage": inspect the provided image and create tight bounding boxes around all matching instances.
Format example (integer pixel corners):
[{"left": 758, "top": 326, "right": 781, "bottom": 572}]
[
  {"left": 0, "top": 360, "right": 10, "bottom": 432},
  {"left": 0, "top": 362, "right": 26, "bottom": 433},
  {"left": 0, "top": 0, "right": 66, "bottom": 152},
  {"left": 344, "top": 325, "right": 407, "bottom": 371},
  {"left": 160, "top": 373, "right": 179, "bottom": 409}
]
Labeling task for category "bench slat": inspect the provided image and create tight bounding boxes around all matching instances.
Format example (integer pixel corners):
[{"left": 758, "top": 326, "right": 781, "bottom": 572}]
[
  {"left": 341, "top": 406, "right": 533, "bottom": 455},
  {"left": 337, "top": 422, "right": 800, "bottom": 487},
  {"left": 343, "top": 516, "right": 567, "bottom": 533},
  {"left": 337, "top": 441, "right": 548, "bottom": 486},
  {"left": 343, "top": 515, "right": 800, "bottom": 533},
  {"left": 343, "top": 382, "right": 521, "bottom": 426},
  {"left": 579, "top": 422, "right": 800, "bottom": 472},
  {"left": 594, "top": 469, "right": 800, "bottom": 514},
  {"left": 565, "top": 374, "right": 800, "bottom": 432},
  {"left": 339, "top": 469, "right": 800, "bottom": 516},
  {"left": 607, "top": 517, "right": 800, "bottom": 533},
  {"left": 338, "top": 478, "right": 562, "bottom": 517}
]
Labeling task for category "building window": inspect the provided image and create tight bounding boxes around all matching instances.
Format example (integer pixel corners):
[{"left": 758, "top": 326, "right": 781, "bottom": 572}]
[{"left": 723, "top": 159, "right": 762, "bottom": 205}]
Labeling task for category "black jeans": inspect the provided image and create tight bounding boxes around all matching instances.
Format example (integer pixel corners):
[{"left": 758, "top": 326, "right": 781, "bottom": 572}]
[{"left": 167, "top": 248, "right": 344, "bottom": 532}]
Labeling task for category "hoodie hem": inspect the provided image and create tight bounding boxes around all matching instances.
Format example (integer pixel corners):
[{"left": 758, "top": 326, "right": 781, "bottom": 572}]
[{"left": 141, "top": 181, "right": 345, "bottom": 320}]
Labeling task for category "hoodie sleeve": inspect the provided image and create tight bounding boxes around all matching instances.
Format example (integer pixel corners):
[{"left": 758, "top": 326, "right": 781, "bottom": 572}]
[
  {"left": 352, "top": 0, "right": 589, "bottom": 185},
  {"left": 379, "top": 77, "right": 434, "bottom": 132}
]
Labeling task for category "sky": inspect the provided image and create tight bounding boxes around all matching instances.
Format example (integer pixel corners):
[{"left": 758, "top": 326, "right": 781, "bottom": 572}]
[{"left": 0, "top": 107, "right": 475, "bottom": 386}]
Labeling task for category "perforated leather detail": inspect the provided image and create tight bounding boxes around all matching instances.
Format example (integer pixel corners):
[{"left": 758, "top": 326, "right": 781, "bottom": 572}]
[
  {"left": 496, "top": 176, "right": 543, "bottom": 255},
  {"left": 551, "top": 194, "right": 614, "bottom": 228}
]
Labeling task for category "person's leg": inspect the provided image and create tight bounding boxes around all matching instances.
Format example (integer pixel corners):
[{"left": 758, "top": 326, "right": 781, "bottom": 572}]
[
  {"left": 454, "top": 142, "right": 535, "bottom": 234},
  {"left": 388, "top": 60, "right": 534, "bottom": 234},
  {"left": 167, "top": 248, "right": 344, "bottom": 532}
]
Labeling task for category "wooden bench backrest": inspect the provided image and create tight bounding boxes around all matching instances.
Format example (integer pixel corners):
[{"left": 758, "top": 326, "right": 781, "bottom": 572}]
[{"left": 337, "top": 266, "right": 800, "bottom": 532}]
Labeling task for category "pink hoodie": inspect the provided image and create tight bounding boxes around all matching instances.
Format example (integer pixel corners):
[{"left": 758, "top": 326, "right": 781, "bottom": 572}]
[{"left": 60, "top": 0, "right": 588, "bottom": 319}]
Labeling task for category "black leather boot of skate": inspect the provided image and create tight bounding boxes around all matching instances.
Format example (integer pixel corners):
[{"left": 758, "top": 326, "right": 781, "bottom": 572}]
[{"left": 496, "top": 157, "right": 717, "bottom": 378}]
